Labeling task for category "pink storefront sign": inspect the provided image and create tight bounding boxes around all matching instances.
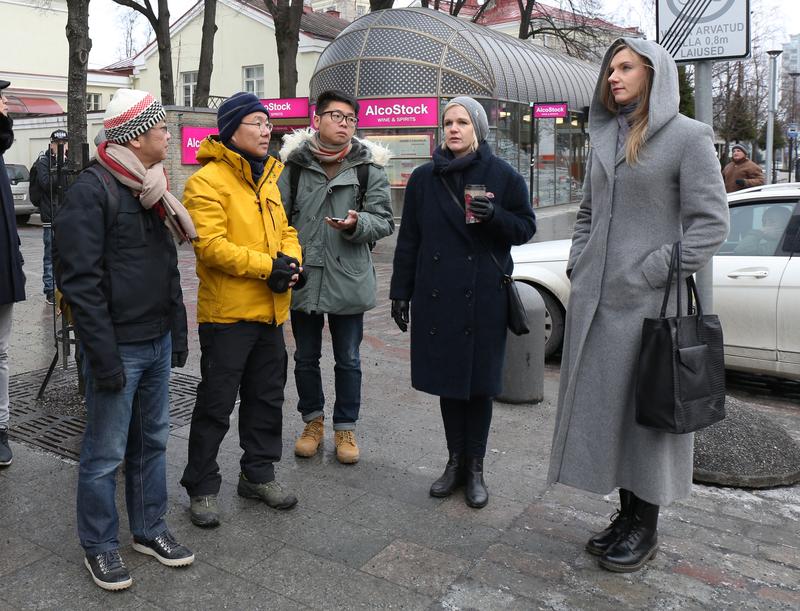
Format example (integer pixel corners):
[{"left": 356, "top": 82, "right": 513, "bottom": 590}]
[
  {"left": 181, "top": 126, "right": 218, "bottom": 165},
  {"left": 533, "top": 102, "right": 569, "bottom": 119},
  {"left": 357, "top": 97, "right": 439, "bottom": 128},
  {"left": 260, "top": 97, "right": 310, "bottom": 119}
]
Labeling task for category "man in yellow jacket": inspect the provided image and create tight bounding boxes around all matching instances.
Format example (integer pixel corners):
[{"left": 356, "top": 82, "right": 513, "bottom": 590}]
[{"left": 180, "top": 93, "right": 303, "bottom": 528}]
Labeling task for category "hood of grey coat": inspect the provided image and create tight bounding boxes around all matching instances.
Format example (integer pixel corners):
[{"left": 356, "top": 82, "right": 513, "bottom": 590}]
[
  {"left": 591, "top": 38, "right": 679, "bottom": 141},
  {"left": 278, "top": 128, "right": 392, "bottom": 168}
]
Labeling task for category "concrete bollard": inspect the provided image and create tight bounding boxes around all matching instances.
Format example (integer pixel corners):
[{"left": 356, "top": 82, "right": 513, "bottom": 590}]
[{"left": 498, "top": 282, "right": 545, "bottom": 404}]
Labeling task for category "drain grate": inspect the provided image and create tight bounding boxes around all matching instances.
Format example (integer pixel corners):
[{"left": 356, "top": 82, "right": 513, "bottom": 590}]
[{"left": 7, "top": 366, "right": 199, "bottom": 461}]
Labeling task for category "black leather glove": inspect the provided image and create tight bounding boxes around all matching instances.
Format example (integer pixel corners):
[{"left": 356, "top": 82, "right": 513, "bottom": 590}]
[
  {"left": 469, "top": 196, "right": 494, "bottom": 222},
  {"left": 735, "top": 178, "right": 746, "bottom": 187},
  {"left": 172, "top": 351, "right": 188, "bottom": 368},
  {"left": 391, "top": 299, "right": 409, "bottom": 332},
  {"left": 94, "top": 371, "right": 126, "bottom": 393},
  {"left": 267, "top": 257, "right": 294, "bottom": 293}
]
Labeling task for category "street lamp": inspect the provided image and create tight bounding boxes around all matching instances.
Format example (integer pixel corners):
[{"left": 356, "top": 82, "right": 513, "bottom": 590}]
[
  {"left": 766, "top": 47, "right": 782, "bottom": 184},
  {"left": 789, "top": 72, "right": 799, "bottom": 182}
]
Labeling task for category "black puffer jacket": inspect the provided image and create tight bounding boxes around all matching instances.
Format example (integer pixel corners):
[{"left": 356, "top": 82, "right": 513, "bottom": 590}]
[
  {"left": 55, "top": 166, "right": 187, "bottom": 381},
  {"left": 0, "top": 113, "right": 25, "bottom": 305},
  {"left": 34, "top": 152, "right": 72, "bottom": 223}
]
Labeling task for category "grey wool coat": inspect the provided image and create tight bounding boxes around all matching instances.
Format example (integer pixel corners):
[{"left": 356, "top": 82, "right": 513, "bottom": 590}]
[{"left": 547, "top": 38, "right": 730, "bottom": 506}]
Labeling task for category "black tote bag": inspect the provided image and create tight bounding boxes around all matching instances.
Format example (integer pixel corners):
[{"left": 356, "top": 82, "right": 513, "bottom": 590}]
[{"left": 635, "top": 242, "right": 726, "bottom": 434}]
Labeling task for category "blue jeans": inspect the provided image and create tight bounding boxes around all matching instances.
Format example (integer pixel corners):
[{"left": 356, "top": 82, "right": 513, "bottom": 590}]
[
  {"left": 42, "top": 226, "right": 53, "bottom": 295},
  {"left": 290, "top": 311, "right": 363, "bottom": 431},
  {"left": 77, "top": 332, "right": 172, "bottom": 555}
]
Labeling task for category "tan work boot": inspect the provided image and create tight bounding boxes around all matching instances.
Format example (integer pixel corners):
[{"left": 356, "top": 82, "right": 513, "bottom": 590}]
[
  {"left": 295, "top": 416, "right": 324, "bottom": 457},
  {"left": 334, "top": 430, "right": 360, "bottom": 464}
]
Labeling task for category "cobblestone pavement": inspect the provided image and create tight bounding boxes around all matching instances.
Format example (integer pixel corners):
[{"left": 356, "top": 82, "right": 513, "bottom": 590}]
[{"left": 1, "top": 224, "right": 798, "bottom": 610}]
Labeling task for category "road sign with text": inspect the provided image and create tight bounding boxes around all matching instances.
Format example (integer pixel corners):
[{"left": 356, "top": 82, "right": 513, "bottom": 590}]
[{"left": 657, "top": 0, "right": 750, "bottom": 63}]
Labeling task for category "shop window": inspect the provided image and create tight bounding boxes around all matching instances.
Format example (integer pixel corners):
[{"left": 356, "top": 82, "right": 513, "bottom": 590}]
[
  {"left": 182, "top": 71, "right": 198, "bottom": 107},
  {"left": 85, "top": 93, "right": 102, "bottom": 112},
  {"left": 243, "top": 65, "right": 265, "bottom": 98}
]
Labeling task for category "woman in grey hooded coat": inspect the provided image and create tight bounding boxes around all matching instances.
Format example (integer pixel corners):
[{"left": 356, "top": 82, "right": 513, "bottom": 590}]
[{"left": 548, "top": 39, "right": 729, "bottom": 572}]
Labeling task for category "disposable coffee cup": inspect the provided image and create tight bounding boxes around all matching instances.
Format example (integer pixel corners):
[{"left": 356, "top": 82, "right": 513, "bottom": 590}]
[{"left": 464, "top": 184, "right": 486, "bottom": 224}]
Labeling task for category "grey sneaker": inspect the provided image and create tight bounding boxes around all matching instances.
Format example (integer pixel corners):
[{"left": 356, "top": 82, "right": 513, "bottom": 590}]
[
  {"left": 190, "top": 494, "right": 220, "bottom": 528},
  {"left": 84, "top": 549, "right": 132, "bottom": 591},
  {"left": 237, "top": 474, "right": 298, "bottom": 510},
  {"left": 132, "top": 529, "right": 195, "bottom": 567},
  {"left": 0, "top": 427, "right": 12, "bottom": 467}
]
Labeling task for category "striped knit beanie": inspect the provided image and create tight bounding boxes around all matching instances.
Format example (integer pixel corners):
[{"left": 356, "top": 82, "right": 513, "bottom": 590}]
[
  {"left": 217, "top": 92, "right": 269, "bottom": 144},
  {"left": 103, "top": 89, "right": 166, "bottom": 144}
]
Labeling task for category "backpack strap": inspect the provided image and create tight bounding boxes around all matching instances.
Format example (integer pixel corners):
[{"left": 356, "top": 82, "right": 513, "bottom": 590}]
[
  {"left": 285, "top": 159, "right": 301, "bottom": 226},
  {"left": 355, "top": 163, "right": 370, "bottom": 211},
  {"left": 83, "top": 164, "right": 120, "bottom": 233}
]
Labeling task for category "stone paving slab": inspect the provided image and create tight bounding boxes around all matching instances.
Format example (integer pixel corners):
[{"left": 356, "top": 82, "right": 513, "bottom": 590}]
[{"left": 1, "top": 226, "right": 798, "bottom": 609}]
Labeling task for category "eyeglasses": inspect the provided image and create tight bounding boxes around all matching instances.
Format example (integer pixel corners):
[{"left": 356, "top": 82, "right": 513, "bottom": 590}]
[
  {"left": 318, "top": 110, "right": 358, "bottom": 126},
  {"left": 241, "top": 119, "right": 273, "bottom": 133}
]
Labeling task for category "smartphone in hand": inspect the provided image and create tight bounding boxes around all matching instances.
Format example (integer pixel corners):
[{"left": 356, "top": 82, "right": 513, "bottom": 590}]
[{"left": 328, "top": 217, "right": 345, "bottom": 223}]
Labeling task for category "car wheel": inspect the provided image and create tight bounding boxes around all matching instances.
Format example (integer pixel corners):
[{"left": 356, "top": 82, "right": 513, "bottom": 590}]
[
  {"left": 16, "top": 214, "right": 31, "bottom": 225},
  {"left": 533, "top": 287, "right": 565, "bottom": 359}
]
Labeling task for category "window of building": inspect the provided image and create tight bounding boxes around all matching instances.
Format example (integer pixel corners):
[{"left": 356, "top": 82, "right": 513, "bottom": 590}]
[
  {"left": 243, "top": 65, "right": 265, "bottom": 98},
  {"left": 182, "top": 71, "right": 198, "bottom": 107},
  {"left": 86, "top": 93, "right": 102, "bottom": 112}
]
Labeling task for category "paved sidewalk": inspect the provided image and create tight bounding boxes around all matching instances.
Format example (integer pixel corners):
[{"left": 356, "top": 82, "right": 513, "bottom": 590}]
[{"left": 1, "top": 225, "right": 798, "bottom": 609}]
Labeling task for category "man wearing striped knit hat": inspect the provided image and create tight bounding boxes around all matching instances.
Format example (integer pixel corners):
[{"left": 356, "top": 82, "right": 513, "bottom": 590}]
[{"left": 56, "top": 88, "right": 197, "bottom": 591}]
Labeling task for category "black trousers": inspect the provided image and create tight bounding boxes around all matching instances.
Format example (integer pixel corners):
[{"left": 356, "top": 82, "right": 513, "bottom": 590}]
[
  {"left": 180, "top": 321, "right": 287, "bottom": 496},
  {"left": 439, "top": 396, "right": 493, "bottom": 458}
]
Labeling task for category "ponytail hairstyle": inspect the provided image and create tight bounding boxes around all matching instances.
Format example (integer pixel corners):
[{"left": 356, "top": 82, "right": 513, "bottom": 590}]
[{"left": 599, "top": 42, "right": 654, "bottom": 165}]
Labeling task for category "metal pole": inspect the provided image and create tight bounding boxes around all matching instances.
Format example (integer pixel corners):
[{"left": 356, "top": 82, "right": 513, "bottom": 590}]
[
  {"left": 791, "top": 73, "right": 799, "bottom": 182},
  {"left": 693, "top": 60, "right": 714, "bottom": 311},
  {"left": 766, "top": 50, "right": 782, "bottom": 185}
]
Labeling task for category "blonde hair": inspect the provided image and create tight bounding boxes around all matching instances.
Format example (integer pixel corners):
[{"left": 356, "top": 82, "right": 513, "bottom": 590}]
[
  {"left": 599, "top": 42, "right": 654, "bottom": 165},
  {"left": 442, "top": 101, "right": 479, "bottom": 154}
]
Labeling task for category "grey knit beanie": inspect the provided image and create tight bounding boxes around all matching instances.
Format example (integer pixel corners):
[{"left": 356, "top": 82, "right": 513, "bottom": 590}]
[
  {"left": 731, "top": 143, "right": 750, "bottom": 157},
  {"left": 444, "top": 96, "right": 489, "bottom": 143}
]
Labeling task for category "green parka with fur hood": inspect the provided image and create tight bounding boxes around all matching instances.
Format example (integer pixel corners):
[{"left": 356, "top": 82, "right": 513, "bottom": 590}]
[{"left": 278, "top": 129, "right": 394, "bottom": 315}]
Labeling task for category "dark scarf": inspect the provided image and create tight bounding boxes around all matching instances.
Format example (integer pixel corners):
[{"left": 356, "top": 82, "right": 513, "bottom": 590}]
[
  {"left": 432, "top": 142, "right": 484, "bottom": 195},
  {"left": 225, "top": 142, "right": 268, "bottom": 184}
]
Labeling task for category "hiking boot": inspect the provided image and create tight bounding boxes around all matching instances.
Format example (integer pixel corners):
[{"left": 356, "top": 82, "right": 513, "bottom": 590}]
[
  {"left": 237, "top": 474, "right": 298, "bottom": 510},
  {"left": 132, "top": 529, "right": 195, "bottom": 567},
  {"left": 295, "top": 416, "right": 324, "bottom": 457},
  {"left": 0, "top": 427, "right": 12, "bottom": 467},
  {"left": 334, "top": 430, "right": 359, "bottom": 464},
  {"left": 84, "top": 549, "right": 132, "bottom": 591},
  {"left": 189, "top": 494, "right": 220, "bottom": 528}
]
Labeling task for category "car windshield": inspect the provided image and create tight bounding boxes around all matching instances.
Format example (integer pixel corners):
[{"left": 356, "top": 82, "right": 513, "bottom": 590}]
[{"left": 5, "top": 164, "right": 29, "bottom": 182}]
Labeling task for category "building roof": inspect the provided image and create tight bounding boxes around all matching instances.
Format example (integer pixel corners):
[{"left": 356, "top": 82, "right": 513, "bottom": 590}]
[{"left": 312, "top": 7, "right": 598, "bottom": 108}]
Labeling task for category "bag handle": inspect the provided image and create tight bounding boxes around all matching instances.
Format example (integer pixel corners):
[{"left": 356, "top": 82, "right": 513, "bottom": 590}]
[
  {"left": 439, "top": 176, "right": 510, "bottom": 284},
  {"left": 658, "top": 241, "right": 706, "bottom": 319}
]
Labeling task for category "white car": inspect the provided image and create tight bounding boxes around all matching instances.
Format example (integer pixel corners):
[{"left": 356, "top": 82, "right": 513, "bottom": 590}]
[{"left": 512, "top": 183, "right": 800, "bottom": 380}]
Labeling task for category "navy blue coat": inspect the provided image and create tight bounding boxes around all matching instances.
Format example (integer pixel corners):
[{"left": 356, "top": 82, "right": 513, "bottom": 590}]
[
  {"left": 390, "top": 142, "right": 536, "bottom": 400},
  {"left": 0, "top": 114, "right": 26, "bottom": 306}
]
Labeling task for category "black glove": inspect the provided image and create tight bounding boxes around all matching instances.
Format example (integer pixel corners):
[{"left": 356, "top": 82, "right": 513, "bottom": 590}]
[
  {"left": 391, "top": 299, "right": 409, "bottom": 332},
  {"left": 95, "top": 370, "right": 126, "bottom": 393},
  {"left": 291, "top": 269, "right": 308, "bottom": 291},
  {"left": 469, "top": 196, "right": 494, "bottom": 222},
  {"left": 172, "top": 351, "right": 188, "bottom": 368},
  {"left": 267, "top": 257, "right": 294, "bottom": 293},
  {"left": 735, "top": 178, "right": 746, "bottom": 187},
  {"left": 276, "top": 251, "right": 300, "bottom": 268}
]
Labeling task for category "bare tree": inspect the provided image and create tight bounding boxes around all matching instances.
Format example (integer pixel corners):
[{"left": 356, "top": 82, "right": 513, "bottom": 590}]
[
  {"left": 262, "top": 0, "right": 304, "bottom": 98},
  {"left": 66, "top": 0, "right": 91, "bottom": 165},
  {"left": 116, "top": 6, "right": 144, "bottom": 60},
  {"left": 193, "top": 0, "right": 218, "bottom": 108},
  {"left": 514, "top": 0, "right": 604, "bottom": 58},
  {"left": 112, "top": 0, "right": 174, "bottom": 104}
]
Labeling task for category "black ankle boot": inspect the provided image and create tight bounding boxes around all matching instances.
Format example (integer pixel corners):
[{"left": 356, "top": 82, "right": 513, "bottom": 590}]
[
  {"left": 598, "top": 495, "right": 659, "bottom": 572},
  {"left": 586, "top": 488, "right": 634, "bottom": 556},
  {"left": 464, "top": 457, "right": 488, "bottom": 508},
  {"left": 430, "top": 453, "right": 465, "bottom": 497}
]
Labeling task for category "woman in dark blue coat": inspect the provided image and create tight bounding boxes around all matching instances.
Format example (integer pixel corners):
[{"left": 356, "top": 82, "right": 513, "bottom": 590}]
[{"left": 390, "top": 96, "right": 536, "bottom": 508}]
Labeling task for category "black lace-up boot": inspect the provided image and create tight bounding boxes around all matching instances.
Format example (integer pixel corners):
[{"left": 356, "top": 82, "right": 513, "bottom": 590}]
[
  {"left": 585, "top": 488, "right": 634, "bottom": 556},
  {"left": 598, "top": 494, "right": 659, "bottom": 572}
]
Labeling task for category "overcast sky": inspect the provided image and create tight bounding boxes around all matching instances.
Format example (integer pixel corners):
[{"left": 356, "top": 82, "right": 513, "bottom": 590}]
[{"left": 88, "top": 0, "right": 800, "bottom": 69}]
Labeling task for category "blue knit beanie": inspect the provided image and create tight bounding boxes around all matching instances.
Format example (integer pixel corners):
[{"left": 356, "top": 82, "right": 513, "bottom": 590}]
[{"left": 217, "top": 92, "right": 268, "bottom": 144}]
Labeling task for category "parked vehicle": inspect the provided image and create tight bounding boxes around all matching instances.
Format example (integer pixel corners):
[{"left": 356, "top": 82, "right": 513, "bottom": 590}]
[
  {"left": 512, "top": 183, "right": 800, "bottom": 379},
  {"left": 5, "top": 163, "right": 34, "bottom": 224}
]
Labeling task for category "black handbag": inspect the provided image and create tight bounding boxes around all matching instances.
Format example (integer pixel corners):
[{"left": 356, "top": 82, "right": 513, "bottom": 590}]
[
  {"left": 439, "top": 177, "right": 530, "bottom": 336},
  {"left": 635, "top": 242, "right": 726, "bottom": 434}
]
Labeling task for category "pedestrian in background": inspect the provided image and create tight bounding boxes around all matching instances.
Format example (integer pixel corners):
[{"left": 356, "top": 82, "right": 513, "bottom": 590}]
[
  {"left": 57, "top": 88, "right": 197, "bottom": 590},
  {"left": 180, "top": 92, "right": 303, "bottom": 528},
  {"left": 32, "top": 128, "right": 70, "bottom": 304},
  {"left": 548, "top": 39, "right": 729, "bottom": 573},
  {"left": 721, "top": 143, "right": 763, "bottom": 193},
  {"left": 0, "top": 78, "right": 26, "bottom": 468},
  {"left": 278, "top": 90, "right": 394, "bottom": 465},
  {"left": 390, "top": 96, "right": 536, "bottom": 509}
]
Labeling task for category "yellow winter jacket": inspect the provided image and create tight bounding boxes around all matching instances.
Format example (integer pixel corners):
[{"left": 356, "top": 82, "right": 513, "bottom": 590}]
[{"left": 183, "top": 137, "right": 301, "bottom": 324}]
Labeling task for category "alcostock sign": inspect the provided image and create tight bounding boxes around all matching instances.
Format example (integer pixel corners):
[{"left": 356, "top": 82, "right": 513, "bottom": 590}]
[
  {"left": 657, "top": 0, "right": 750, "bottom": 62},
  {"left": 357, "top": 98, "right": 439, "bottom": 128}
]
